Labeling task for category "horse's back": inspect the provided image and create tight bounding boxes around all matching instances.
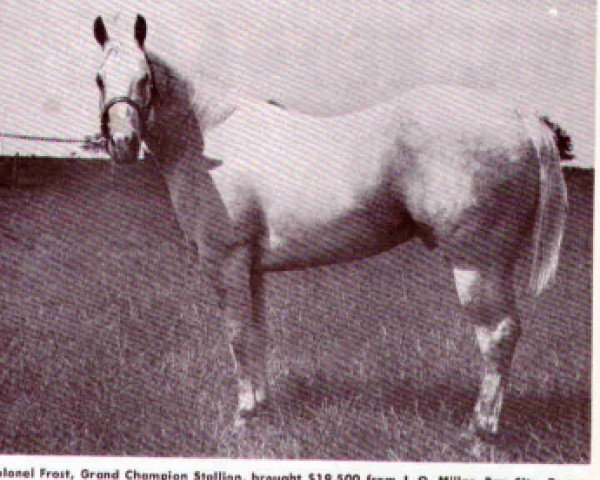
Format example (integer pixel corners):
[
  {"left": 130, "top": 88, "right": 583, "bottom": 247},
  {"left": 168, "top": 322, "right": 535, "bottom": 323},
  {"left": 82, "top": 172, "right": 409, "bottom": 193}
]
[{"left": 204, "top": 98, "right": 395, "bottom": 220}]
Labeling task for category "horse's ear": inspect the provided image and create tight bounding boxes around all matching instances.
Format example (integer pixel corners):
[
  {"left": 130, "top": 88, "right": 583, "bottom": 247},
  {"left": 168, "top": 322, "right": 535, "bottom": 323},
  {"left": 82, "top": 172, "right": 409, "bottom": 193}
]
[
  {"left": 94, "top": 16, "right": 109, "bottom": 48},
  {"left": 134, "top": 14, "right": 147, "bottom": 48}
]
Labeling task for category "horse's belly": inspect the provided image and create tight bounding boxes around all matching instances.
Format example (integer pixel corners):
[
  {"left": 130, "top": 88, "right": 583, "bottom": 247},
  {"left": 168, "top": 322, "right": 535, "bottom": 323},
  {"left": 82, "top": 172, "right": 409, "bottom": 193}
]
[{"left": 257, "top": 205, "right": 415, "bottom": 271}]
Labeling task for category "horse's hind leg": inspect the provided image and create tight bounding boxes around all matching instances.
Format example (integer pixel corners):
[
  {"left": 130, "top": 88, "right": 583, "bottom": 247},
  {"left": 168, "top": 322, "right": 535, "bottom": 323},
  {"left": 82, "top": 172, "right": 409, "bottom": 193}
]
[
  {"left": 219, "top": 245, "right": 268, "bottom": 426},
  {"left": 453, "top": 264, "right": 521, "bottom": 436}
]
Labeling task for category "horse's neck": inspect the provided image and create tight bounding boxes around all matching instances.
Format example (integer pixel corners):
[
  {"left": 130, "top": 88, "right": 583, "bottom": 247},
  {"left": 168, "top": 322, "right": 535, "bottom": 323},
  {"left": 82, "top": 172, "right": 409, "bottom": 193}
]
[
  {"left": 146, "top": 57, "right": 237, "bottom": 173},
  {"left": 191, "top": 74, "right": 240, "bottom": 130}
]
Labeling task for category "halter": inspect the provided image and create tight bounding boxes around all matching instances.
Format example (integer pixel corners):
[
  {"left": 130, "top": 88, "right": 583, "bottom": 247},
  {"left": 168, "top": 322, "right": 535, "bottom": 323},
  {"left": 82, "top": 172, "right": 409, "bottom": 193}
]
[
  {"left": 100, "top": 95, "right": 153, "bottom": 141},
  {"left": 100, "top": 56, "right": 158, "bottom": 142}
]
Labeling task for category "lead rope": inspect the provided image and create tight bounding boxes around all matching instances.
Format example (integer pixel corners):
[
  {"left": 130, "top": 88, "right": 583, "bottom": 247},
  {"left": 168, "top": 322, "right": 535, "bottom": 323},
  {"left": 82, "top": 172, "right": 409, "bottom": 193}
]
[
  {"left": 0, "top": 132, "right": 106, "bottom": 148},
  {"left": 0, "top": 133, "right": 85, "bottom": 143}
]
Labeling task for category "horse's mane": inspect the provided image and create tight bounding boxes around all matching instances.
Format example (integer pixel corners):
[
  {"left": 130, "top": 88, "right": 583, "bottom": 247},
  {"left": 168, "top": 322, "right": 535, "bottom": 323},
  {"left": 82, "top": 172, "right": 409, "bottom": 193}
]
[
  {"left": 143, "top": 52, "right": 203, "bottom": 162},
  {"left": 145, "top": 52, "right": 244, "bottom": 170},
  {"left": 146, "top": 51, "right": 195, "bottom": 115},
  {"left": 147, "top": 52, "right": 285, "bottom": 126}
]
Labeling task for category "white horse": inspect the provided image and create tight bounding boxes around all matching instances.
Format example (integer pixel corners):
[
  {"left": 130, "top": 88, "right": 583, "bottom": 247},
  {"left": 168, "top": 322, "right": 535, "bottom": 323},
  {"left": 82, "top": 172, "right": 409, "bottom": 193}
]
[{"left": 93, "top": 14, "right": 570, "bottom": 436}]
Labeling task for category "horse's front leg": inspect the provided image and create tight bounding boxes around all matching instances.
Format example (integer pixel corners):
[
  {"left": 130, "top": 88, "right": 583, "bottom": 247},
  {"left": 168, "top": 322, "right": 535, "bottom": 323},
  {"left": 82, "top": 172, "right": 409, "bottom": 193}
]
[{"left": 219, "top": 244, "right": 268, "bottom": 426}]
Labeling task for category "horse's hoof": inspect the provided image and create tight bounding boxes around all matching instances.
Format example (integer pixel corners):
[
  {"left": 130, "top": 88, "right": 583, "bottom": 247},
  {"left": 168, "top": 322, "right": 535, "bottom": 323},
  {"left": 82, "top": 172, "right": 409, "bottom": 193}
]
[
  {"left": 459, "top": 427, "right": 475, "bottom": 443},
  {"left": 233, "top": 408, "right": 257, "bottom": 428},
  {"left": 468, "top": 419, "right": 500, "bottom": 443},
  {"left": 474, "top": 428, "right": 500, "bottom": 444},
  {"left": 233, "top": 415, "right": 248, "bottom": 429},
  {"left": 255, "top": 387, "right": 268, "bottom": 408},
  {"left": 255, "top": 396, "right": 270, "bottom": 412},
  {"left": 457, "top": 425, "right": 495, "bottom": 460}
]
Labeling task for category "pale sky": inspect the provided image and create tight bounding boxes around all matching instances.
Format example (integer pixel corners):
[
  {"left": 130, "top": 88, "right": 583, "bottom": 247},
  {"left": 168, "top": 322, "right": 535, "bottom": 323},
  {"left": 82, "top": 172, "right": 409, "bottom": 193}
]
[{"left": 0, "top": 0, "right": 595, "bottom": 166}]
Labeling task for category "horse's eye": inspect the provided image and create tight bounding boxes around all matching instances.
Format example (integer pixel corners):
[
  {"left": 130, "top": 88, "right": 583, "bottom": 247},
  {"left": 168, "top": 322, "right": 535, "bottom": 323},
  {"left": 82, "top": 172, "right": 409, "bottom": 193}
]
[
  {"left": 139, "top": 73, "right": 149, "bottom": 88},
  {"left": 96, "top": 74, "right": 104, "bottom": 89}
]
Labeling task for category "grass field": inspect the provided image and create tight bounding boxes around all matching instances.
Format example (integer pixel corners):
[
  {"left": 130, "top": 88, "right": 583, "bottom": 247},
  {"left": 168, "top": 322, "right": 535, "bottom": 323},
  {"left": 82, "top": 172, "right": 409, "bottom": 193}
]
[{"left": 0, "top": 160, "right": 591, "bottom": 461}]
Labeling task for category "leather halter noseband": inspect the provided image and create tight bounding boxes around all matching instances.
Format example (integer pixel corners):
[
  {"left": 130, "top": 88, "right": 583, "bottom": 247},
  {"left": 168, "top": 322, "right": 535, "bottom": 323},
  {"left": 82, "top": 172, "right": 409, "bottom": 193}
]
[{"left": 100, "top": 95, "right": 153, "bottom": 141}]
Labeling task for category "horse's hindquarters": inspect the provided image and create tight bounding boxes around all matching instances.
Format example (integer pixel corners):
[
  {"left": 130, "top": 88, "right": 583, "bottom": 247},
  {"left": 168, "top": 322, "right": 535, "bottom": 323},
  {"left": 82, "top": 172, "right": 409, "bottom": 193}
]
[{"left": 416, "top": 144, "right": 540, "bottom": 269}]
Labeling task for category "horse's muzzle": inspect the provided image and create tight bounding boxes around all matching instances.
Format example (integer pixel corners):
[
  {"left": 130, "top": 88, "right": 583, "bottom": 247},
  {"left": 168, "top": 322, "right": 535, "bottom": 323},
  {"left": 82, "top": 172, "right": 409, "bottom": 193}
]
[{"left": 107, "top": 132, "right": 141, "bottom": 165}]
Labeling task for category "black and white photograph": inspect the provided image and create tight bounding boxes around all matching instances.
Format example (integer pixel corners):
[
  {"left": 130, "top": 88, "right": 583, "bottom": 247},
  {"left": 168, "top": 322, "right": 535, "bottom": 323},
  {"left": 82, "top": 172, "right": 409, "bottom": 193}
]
[{"left": 0, "top": 0, "right": 594, "bottom": 468}]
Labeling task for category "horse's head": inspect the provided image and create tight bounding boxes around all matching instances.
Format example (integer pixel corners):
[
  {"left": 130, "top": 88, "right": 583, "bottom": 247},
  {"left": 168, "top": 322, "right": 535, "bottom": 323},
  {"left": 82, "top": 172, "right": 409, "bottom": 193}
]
[{"left": 93, "top": 14, "right": 155, "bottom": 164}]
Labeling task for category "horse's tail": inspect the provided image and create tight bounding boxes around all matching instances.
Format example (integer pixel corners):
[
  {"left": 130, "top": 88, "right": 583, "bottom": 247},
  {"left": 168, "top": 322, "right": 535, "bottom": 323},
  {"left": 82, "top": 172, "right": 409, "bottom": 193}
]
[{"left": 528, "top": 116, "right": 571, "bottom": 296}]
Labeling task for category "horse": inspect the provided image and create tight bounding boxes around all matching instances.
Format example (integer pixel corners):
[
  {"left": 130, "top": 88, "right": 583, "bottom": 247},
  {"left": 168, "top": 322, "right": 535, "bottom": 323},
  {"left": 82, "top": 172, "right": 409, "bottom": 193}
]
[{"left": 92, "top": 14, "right": 571, "bottom": 437}]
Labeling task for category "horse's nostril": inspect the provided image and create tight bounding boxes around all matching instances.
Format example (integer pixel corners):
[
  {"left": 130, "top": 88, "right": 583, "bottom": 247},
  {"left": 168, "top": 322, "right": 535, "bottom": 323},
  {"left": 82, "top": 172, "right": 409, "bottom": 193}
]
[
  {"left": 107, "top": 132, "right": 141, "bottom": 164},
  {"left": 113, "top": 132, "right": 132, "bottom": 143},
  {"left": 112, "top": 133, "right": 140, "bottom": 149}
]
